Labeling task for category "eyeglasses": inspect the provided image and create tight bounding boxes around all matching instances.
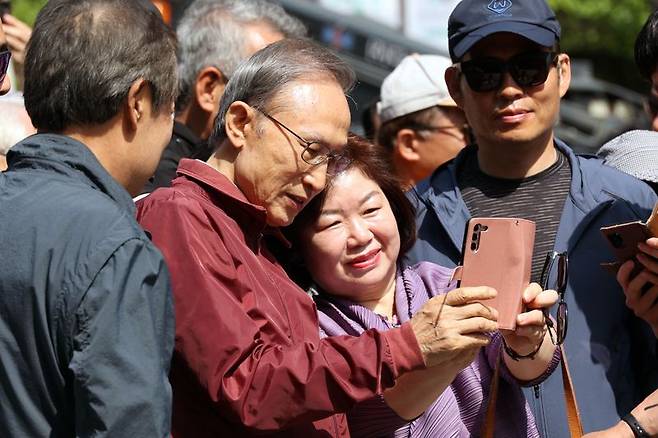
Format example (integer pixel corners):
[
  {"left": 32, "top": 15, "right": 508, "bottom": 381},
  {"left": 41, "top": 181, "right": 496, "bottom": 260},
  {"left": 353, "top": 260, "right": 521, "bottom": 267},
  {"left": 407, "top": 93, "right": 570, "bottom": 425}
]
[
  {"left": 458, "top": 51, "right": 559, "bottom": 93},
  {"left": 412, "top": 122, "right": 472, "bottom": 143},
  {"left": 0, "top": 50, "right": 11, "bottom": 84},
  {"left": 540, "top": 251, "right": 569, "bottom": 346},
  {"left": 254, "top": 107, "right": 341, "bottom": 167}
]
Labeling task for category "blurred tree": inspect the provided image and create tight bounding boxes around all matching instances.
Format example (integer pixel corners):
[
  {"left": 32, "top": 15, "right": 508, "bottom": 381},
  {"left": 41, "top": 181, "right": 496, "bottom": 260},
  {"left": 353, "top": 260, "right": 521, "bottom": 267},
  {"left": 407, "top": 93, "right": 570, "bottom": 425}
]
[
  {"left": 548, "top": 0, "right": 653, "bottom": 91},
  {"left": 8, "top": 0, "right": 47, "bottom": 26}
]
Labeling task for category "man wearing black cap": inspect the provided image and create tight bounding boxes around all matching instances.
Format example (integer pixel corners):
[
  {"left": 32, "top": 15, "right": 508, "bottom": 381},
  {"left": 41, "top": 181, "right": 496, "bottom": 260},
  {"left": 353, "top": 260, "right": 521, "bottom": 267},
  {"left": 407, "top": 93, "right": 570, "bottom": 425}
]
[{"left": 406, "top": 0, "right": 658, "bottom": 436}]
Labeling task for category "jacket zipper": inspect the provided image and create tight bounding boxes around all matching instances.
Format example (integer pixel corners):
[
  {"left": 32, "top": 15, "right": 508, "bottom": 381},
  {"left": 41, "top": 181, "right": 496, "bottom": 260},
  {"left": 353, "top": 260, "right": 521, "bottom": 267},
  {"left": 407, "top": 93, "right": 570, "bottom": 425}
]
[{"left": 533, "top": 384, "right": 549, "bottom": 436}]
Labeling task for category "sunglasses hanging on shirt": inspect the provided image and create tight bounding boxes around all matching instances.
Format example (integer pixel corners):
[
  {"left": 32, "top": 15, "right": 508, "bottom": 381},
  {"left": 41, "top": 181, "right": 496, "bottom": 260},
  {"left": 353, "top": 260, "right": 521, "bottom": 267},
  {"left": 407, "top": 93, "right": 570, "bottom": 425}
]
[{"left": 458, "top": 51, "right": 559, "bottom": 92}]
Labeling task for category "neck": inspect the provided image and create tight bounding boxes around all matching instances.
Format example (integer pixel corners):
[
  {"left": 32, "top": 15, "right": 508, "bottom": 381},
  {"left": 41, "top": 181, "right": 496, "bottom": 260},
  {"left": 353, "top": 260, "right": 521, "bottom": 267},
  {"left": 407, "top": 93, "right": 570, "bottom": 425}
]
[
  {"left": 63, "top": 120, "right": 135, "bottom": 192},
  {"left": 476, "top": 131, "right": 557, "bottom": 179},
  {"left": 353, "top": 271, "right": 398, "bottom": 320},
  {"left": 176, "top": 102, "right": 213, "bottom": 141},
  {"left": 206, "top": 141, "right": 236, "bottom": 183},
  {"left": 391, "top": 155, "right": 417, "bottom": 191}
]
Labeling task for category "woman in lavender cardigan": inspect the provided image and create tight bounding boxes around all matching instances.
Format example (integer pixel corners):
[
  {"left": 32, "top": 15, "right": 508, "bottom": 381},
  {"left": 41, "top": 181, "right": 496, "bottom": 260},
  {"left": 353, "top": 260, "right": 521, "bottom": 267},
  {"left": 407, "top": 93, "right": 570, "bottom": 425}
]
[{"left": 285, "top": 135, "right": 561, "bottom": 437}]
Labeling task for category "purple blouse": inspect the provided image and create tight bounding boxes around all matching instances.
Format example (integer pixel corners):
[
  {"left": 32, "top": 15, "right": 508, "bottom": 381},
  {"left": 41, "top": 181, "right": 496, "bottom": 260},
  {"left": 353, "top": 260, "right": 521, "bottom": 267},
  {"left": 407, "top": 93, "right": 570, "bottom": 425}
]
[{"left": 316, "top": 262, "right": 561, "bottom": 438}]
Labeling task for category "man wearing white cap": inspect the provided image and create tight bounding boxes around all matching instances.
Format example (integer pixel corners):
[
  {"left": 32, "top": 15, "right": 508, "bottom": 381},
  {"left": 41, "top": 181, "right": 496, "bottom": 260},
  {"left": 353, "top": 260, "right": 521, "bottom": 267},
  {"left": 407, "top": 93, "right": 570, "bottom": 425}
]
[{"left": 377, "top": 54, "right": 468, "bottom": 189}]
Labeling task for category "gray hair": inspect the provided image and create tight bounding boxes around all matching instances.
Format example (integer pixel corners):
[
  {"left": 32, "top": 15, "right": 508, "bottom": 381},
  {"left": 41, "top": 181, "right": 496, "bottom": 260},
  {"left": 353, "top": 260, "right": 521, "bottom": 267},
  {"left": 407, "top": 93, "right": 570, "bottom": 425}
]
[
  {"left": 176, "top": 0, "right": 306, "bottom": 111},
  {"left": 210, "top": 38, "right": 356, "bottom": 145}
]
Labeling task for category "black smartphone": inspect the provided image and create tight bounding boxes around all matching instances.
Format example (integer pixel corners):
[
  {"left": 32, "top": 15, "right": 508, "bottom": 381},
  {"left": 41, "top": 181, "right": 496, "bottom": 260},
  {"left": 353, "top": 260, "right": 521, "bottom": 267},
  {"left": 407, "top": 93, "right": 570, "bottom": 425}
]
[{"left": 0, "top": 1, "right": 10, "bottom": 18}]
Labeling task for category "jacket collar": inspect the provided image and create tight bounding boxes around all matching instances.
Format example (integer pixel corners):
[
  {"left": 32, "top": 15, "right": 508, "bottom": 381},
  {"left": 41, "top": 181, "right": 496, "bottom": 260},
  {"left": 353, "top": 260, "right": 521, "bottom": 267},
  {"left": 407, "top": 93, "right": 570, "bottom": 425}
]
[
  {"left": 7, "top": 133, "right": 136, "bottom": 215},
  {"left": 417, "top": 138, "right": 609, "bottom": 253},
  {"left": 175, "top": 158, "right": 270, "bottom": 237}
]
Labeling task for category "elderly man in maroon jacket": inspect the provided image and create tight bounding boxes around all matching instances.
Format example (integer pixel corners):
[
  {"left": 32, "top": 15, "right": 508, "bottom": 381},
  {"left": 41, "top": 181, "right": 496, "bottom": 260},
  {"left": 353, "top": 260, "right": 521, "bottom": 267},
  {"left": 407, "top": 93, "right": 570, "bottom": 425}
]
[{"left": 137, "top": 38, "right": 499, "bottom": 437}]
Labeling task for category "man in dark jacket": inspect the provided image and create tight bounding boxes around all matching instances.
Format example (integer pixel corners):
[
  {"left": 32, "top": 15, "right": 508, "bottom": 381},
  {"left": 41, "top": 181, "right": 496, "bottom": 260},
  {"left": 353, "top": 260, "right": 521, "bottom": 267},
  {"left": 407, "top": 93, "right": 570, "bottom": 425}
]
[
  {"left": 142, "top": 0, "right": 305, "bottom": 192},
  {"left": 406, "top": 0, "right": 658, "bottom": 436},
  {"left": 0, "top": 1, "right": 177, "bottom": 436}
]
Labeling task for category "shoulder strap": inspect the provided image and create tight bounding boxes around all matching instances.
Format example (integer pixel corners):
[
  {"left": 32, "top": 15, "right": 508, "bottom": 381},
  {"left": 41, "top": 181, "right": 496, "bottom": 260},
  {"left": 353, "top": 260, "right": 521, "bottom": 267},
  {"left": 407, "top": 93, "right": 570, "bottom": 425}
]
[
  {"left": 482, "top": 346, "right": 583, "bottom": 437},
  {"left": 481, "top": 352, "right": 501, "bottom": 438},
  {"left": 561, "top": 348, "right": 584, "bottom": 437}
]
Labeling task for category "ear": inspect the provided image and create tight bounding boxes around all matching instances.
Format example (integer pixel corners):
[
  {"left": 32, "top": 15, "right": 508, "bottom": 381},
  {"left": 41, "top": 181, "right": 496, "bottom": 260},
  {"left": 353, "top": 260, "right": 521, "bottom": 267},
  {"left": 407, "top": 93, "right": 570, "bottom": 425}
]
[
  {"left": 126, "top": 78, "right": 150, "bottom": 131},
  {"left": 224, "top": 101, "right": 255, "bottom": 150},
  {"left": 556, "top": 54, "right": 571, "bottom": 98},
  {"left": 395, "top": 128, "right": 422, "bottom": 163},
  {"left": 195, "top": 66, "right": 227, "bottom": 114},
  {"left": 445, "top": 66, "right": 464, "bottom": 109}
]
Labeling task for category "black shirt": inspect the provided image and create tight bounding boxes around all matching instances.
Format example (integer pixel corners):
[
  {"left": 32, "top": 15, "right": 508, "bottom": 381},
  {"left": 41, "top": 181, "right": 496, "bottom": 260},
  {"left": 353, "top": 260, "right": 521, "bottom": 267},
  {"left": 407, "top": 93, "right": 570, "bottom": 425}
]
[
  {"left": 457, "top": 146, "right": 572, "bottom": 283},
  {"left": 142, "top": 121, "right": 213, "bottom": 193}
]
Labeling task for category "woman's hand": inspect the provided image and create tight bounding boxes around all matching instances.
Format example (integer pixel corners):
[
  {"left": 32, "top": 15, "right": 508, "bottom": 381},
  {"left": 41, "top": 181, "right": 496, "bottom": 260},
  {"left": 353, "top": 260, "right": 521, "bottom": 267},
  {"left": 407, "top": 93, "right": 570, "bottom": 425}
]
[
  {"left": 501, "top": 283, "right": 558, "bottom": 382},
  {"left": 501, "top": 283, "right": 557, "bottom": 355},
  {"left": 617, "top": 237, "right": 658, "bottom": 337}
]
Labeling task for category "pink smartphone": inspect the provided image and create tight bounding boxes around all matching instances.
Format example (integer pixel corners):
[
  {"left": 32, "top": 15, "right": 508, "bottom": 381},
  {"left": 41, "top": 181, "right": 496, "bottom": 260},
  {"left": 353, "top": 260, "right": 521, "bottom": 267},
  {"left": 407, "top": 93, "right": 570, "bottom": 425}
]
[{"left": 458, "top": 218, "right": 535, "bottom": 330}]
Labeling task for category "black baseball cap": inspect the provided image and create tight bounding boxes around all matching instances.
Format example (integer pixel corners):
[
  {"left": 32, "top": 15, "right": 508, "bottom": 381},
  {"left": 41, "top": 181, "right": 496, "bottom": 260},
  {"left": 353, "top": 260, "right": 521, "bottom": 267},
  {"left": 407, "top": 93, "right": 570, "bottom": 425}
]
[{"left": 448, "top": 0, "right": 561, "bottom": 61}]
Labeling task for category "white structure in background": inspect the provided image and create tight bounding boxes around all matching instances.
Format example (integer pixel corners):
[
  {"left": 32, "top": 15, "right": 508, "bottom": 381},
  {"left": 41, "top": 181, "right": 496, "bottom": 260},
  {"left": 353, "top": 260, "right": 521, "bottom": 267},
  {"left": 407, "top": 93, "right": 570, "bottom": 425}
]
[{"left": 316, "top": 0, "right": 460, "bottom": 51}]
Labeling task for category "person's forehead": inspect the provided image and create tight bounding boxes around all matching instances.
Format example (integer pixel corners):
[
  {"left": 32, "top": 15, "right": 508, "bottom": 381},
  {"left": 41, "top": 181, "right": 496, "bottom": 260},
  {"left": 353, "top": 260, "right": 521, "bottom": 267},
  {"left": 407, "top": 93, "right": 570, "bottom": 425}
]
[{"left": 465, "top": 32, "right": 547, "bottom": 59}]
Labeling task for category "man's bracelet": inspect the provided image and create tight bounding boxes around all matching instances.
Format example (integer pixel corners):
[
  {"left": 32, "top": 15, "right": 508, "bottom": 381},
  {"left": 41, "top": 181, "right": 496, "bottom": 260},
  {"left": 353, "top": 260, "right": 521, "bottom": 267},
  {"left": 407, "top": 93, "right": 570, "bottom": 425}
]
[
  {"left": 622, "top": 413, "right": 650, "bottom": 438},
  {"left": 501, "top": 336, "right": 542, "bottom": 361}
]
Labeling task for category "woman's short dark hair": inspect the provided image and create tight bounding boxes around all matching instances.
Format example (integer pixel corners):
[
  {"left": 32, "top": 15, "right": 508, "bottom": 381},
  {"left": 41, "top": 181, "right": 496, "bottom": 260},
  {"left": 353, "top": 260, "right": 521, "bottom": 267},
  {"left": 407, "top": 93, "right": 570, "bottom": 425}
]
[
  {"left": 635, "top": 9, "right": 658, "bottom": 79},
  {"left": 288, "top": 134, "right": 417, "bottom": 258},
  {"left": 24, "top": 0, "right": 178, "bottom": 132}
]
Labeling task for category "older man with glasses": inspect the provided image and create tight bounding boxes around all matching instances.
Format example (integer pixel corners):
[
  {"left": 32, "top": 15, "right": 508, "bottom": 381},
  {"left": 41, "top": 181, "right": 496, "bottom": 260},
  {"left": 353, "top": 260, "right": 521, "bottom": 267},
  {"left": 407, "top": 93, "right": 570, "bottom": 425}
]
[
  {"left": 136, "top": 38, "right": 496, "bottom": 437},
  {"left": 406, "top": 0, "right": 658, "bottom": 436}
]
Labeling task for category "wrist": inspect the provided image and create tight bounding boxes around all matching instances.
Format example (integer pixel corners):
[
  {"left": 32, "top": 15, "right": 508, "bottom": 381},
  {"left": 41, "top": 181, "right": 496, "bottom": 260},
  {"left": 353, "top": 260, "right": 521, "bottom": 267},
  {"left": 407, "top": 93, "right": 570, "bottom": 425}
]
[
  {"left": 622, "top": 412, "right": 651, "bottom": 438},
  {"left": 502, "top": 334, "right": 544, "bottom": 361},
  {"left": 616, "top": 419, "right": 640, "bottom": 438}
]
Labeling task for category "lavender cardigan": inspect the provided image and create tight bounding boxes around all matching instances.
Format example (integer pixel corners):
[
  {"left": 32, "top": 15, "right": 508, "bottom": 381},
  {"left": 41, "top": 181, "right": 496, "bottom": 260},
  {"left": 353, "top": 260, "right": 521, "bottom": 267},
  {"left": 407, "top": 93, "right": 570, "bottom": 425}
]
[{"left": 316, "top": 262, "right": 561, "bottom": 438}]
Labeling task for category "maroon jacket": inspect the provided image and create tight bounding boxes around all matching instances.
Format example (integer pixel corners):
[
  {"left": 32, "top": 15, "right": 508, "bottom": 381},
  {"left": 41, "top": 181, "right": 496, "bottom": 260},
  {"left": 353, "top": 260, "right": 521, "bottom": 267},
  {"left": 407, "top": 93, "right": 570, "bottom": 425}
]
[{"left": 136, "top": 159, "right": 425, "bottom": 437}]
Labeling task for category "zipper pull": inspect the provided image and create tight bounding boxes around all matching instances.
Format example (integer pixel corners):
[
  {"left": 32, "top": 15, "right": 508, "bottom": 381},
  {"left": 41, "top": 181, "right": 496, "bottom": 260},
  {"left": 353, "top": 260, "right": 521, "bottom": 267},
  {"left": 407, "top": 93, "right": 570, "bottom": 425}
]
[{"left": 533, "top": 384, "right": 540, "bottom": 399}]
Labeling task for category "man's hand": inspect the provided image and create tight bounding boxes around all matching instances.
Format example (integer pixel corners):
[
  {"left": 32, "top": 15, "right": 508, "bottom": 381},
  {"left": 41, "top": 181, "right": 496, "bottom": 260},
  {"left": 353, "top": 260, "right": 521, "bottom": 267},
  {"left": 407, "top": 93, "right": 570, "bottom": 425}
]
[
  {"left": 617, "top": 237, "right": 658, "bottom": 337},
  {"left": 1, "top": 14, "right": 31, "bottom": 88},
  {"left": 2, "top": 14, "right": 31, "bottom": 64},
  {"left": 410, "top": 286, "right": 498, "bottom": 368}
]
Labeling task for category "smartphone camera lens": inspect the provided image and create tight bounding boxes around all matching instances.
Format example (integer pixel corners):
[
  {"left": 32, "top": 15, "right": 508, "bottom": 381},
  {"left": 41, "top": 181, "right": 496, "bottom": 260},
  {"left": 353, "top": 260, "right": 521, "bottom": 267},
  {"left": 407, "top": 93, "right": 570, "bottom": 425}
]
[
  {"left": 608, "top": 233, "right": 624, "bottom": 249},
  {"left": 470, "top": 242, "right": 477, "bottom": 251}
]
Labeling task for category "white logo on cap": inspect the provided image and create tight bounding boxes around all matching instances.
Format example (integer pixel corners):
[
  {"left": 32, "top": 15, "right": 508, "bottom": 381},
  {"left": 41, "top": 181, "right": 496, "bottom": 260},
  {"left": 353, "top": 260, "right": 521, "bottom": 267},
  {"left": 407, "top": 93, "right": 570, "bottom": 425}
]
[{"left": 488, "top": 0, "right": 513, "bottom": 14}]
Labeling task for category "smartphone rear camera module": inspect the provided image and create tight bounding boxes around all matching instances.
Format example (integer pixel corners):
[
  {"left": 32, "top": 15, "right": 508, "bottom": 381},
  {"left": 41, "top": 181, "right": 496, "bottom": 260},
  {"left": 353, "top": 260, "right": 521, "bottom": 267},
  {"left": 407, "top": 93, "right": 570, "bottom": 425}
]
[{"left": 608, "top": 233, "right": 624, "bottom": 249}]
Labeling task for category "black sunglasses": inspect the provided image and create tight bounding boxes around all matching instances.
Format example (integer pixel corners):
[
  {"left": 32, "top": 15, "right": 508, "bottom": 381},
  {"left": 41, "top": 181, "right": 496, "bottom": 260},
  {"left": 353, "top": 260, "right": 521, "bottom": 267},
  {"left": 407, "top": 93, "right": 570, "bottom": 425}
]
[
  {"left": 0, "top": 50, "right": 10, "bottom": 84},
  {"left": 540, "top": 251, "right": 569, "bottom": 346},
  {"left": 459, "top": 51, "right": 559, "bottom": 92}
]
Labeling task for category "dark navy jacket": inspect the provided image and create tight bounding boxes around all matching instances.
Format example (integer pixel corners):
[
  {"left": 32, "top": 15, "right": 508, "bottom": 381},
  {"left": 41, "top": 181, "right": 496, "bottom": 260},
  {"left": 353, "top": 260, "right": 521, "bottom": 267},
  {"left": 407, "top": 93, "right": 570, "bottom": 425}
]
[
  {"left": 0, "top": 134, "right": 174, "bottom": 437},
  {"left": 406, "top": 140, "right": 658, "bottom": 437}
]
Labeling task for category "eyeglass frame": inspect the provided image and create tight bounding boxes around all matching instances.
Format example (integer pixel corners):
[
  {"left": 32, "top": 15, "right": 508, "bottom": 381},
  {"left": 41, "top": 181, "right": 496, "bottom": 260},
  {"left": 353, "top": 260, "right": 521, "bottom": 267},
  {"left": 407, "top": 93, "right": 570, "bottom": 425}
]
[
  {"left": 252, "top": 106, "right": 342, "bottom": 167},
  {"left": 540, "top": 250, "right": 569, "bottom": 346},
  {"left": 0, "top": 50, "right": 11, "bottom": 84},
  {"left": 454, "top": 50, "right": 560, "bottom": 93},
  {"left": 410, "top": 121, "right": 473, "bottom": 144}
]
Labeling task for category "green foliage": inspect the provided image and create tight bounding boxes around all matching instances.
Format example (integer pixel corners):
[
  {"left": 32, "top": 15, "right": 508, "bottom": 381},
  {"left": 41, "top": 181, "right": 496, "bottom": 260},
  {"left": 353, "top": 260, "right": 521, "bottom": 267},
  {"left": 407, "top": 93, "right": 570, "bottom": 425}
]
[
  {"left": 8, "top": 0, "right": 47, "bottom": 26},
  {"left": 548, "top": 0, "right": 653, "bottom": 91}
]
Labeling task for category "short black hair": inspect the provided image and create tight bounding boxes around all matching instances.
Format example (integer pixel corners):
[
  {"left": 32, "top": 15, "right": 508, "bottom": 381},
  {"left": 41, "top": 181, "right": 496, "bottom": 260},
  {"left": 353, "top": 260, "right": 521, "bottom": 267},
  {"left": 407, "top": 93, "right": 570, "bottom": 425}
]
[
  {"left": 635, "top": 9, "right": 658, "bottom": 79},
  {"left": 24, "top": 0, "right": 178, "bottom": 132}
]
